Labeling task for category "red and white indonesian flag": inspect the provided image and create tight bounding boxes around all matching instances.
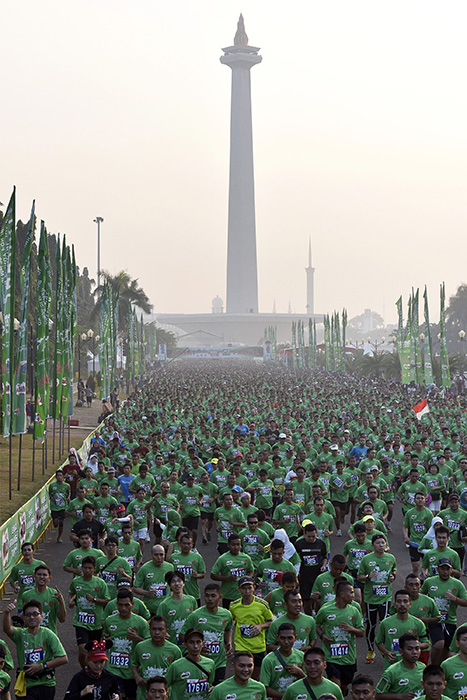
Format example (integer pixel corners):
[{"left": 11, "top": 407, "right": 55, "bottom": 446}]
[{"left": 413, "top": 398, "right": 429, "bottom": 420}]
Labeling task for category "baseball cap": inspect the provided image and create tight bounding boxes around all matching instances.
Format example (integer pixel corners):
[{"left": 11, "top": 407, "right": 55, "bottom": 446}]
[
  {"left": 232, "top": 486, "right": 242, "bottom": 493},
  {"left": 362, "top": 515, "right": 375, "bottom": 522},
  {"left": 184, "top": 627, "right": 204, "bottom": 641},
  {"left": 279, "top": 433, "right": 286, "bottom": 439},
  {"left": 301, "top": 519, "right": 313, "bottom": 528},
  {"left": 330, "top": 444, "right": 338, "bottom": 450},
  {"left": 87, "top": 640, "right": 108, "bottom": 661},
  {"left": 438, "top": 557, "right": 452, "bottom": 567},
  {"left": 238, "top": 576, "right": 255, "bottom": 587},
  {"left": 241, "top": 492, "right": 250, "bottom": 499}
]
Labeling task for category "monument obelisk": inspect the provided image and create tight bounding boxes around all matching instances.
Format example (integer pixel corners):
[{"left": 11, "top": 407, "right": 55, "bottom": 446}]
[{"left": 221, "top": 15, "right": 261, "bottom": 314}]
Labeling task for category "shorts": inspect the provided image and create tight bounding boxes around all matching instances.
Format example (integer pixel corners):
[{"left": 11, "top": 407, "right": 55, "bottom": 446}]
[
  {"left": 428, "top": 499, "right": 441, "bottom": 512},
  {"left": 74, "top": 625, "right": 102, "bottom": 646},
  {"left": 419, "top": 650, "right": 430, "bottom": 665},
  {"left": 409, "top": 545, "right": 422, "bottom": 562},
  {"left": 200, "top": 511, "right": 214, "bottom": 522},
  {"left": 134, "top": 527, "right": 149, "bottom": 541},
  {"left": 253, "top": 651, "right": 266, "bottom": 667},
  {"left": 182, "top": 515, "right": 199, "bottom": 531},
  {"left": 23, "top": 687, "right": 56, "bottom": 700},
  {"left": 331, "top": 500, "right": 349, "bottom": 514},
  {"left": 153, "top": 522, "right": 163, "bottom": 537},
  {"left": 443, "top": 622, "right": 457, "bottom": 648},
  {"left": 115, "top": 676, "right": 137, "bottom": 700},
  {"left": 326, "top": 661, "right": 357, "bottom": 686},
  {"left": 51, "top": 509, "right": 66, "bottom": 522}
]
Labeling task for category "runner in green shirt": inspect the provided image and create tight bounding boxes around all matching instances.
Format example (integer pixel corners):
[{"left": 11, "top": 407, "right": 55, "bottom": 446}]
[
  {"left": 166, "top": 628, "right": 215, "bottom": 699},
  {"left": 248, "top": 470, "right": 274, "bottom": 514},
  {"left": 306, "top": 497, "right": 334, "bottom": 554},
  {"left": 256, "top": 540, "right": 297, "bottom": 596},
  {"left": 180, "top": 583, "right": 233, "bottom": 682},
  {"left": 21, "top": 564, "right": 66, "bottom": 636},
  {"left": 63, "top": 531, "right": 105, "bottom": 577},
  {"left": 312, "top": 555, "right": 354, "bottom": 609},
  {"left": 133, "top": 545, "right": 174, "bottom": 615},
  {"left": 169, "top": 532, "right": 206, "bottom": 602},
  {"left": 130, "top": 616, "right": 182, "bottom": 700},
  {"left": 93, "top": 483, "right": 119, "bottom": 524},
  {"left": 403, "top": 493, "right": 434, "bottom": 577},
  {"left": 375, "top": 634, "right": 424, "bottom": 700},
  {"left": 342, "top": 524, "right": 373, "bottom": 577},
  {"left": 273, "top": 487, "right": 302, "bottom": 540},
  {"left": 211, "top": 534, "right": 254, "bottom": 606},
  {"left": 126, "top": 487, "right": 152, "bottom": 552},
  {"left": 209, "top": 650, "right": 267, "bottom": 700},
  {"left": 239, "top": 513, "right": 271, "bottom": 570},
  {"left": 95, "top": 536, "right": 132, "bottom": 598},
  {"left": 48, "top": 469, "right": 70, "bottom": 542},
  {"left": 117, "top": 523, "right": 143, "bottom": 573},
  {"left": 264, "top": 571, "right": 299, "bottom": 619},
  {"left": 3, "top": 598, "right": 68, "bottom": 693},
  {"left": 267, "top": 590, "right": 317, "bottom": 651},
  {"left": 315, "top": 580, "right": 364, "bottom": 696},
  {"left": 260, "top": 624, "right": 305, "bottom": 697},
  {"left": 68, "top": 555, "right": 110, "bottom": 668},
  {"left": 421, "top": 526, "right": 462, "bottom": 578},
  {"left": 441, "top": 623, "right": 467, "bottom": 700},
  {"left": 8, "top": 542, "right": 46, "bottom": 612},
  {"left": 214, "top": 494, "right": 246, "bottom": 553},
  {"left": 375, "top": 590, "right": 429, "bottom": 669},
  {"left": 439, "top": 493, "right": 467, "bottom": 566},
  {"left": 282, "top": 646, "right": 344, "bottom": 700},
  {"left": 66, "top": 486, "right": 93, "bottom": 527}
]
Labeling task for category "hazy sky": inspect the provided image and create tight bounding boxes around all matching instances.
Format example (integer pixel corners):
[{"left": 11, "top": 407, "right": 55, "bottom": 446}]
[{"left": 2, "top": 1, "right": 466, "bottom": 326}]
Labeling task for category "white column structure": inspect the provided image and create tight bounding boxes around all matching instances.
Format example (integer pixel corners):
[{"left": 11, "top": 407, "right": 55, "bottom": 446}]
[
  {"left": 221, "top": 15, "right": 261, "bottom": 314},
  {"left": 305, "top": 237, "right": 315, "bottom": 315}
]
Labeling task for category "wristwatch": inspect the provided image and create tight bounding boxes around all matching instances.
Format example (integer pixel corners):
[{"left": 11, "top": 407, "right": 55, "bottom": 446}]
[{"left": 43, "top": 662, "right": 49, "bottom": 671}]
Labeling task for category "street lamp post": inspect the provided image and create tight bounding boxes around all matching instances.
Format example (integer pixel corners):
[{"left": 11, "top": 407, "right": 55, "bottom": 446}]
[{"left": 93, "top": 217, "right": 104, "bottom": 301}]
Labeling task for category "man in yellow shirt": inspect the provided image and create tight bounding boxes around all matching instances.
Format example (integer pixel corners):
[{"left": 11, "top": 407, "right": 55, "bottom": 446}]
[{"left": 230, "top": 576, "right": 273, "bottom": 680}]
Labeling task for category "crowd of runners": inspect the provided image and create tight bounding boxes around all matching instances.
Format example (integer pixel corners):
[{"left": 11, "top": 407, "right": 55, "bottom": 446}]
[{"left": 3, "top": 360, "right": 467, "bottom": 700}]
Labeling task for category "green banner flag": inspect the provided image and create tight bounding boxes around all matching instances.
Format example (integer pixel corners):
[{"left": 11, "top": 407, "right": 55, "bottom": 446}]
[
  {"left": 50, "top": 235, "right": 64, "bottom": 420},
  {"left": 396, "top": 296, "right": 403, "bottom": 353},
  {"left": 34, "top": 223, "right": 51, "bottom": 440},
  {"left": 60, "top": 242, "right": 72, "bottom": 420},
  {"left": 324, "top": 315, "right": 330, "bottom": 371},
  {"left": 12, "top": 201, "right": 35, "bottom": 435},
  {"left": 342, "top": 308, "right": 347, "bottom": 368},
  {"left": 0, "top": 188, "right": 16, "bottom": 437},
  {"left": 423, "top": 286, "right": 434, "bottom": 386},
  {"left": 412, "top": 288, "right": 422, "bottom": 384},
  {"left": 68, "top": 245, "right": 77, "bottom": 418},
  {"left": 440, "top": 282, "right": 450, "bottom": 387}
]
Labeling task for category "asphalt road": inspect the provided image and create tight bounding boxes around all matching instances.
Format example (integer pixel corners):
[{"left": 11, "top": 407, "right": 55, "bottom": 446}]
[{"left": 3, "top": 498, "right": 465, "bottom": 699}]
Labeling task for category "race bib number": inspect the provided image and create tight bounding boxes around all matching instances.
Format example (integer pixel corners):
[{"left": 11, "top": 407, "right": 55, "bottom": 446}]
[
  {"left": 413, "top": 522, "right": 426, "bottom": 533},
  {"left": 25, "top": 648, "right": 44, "bottom": 664},
  {"left": 187, "top": 679, "right": 209, "bottom": 693},
  {"left": 260, "top": 487, "right": 271, "bottom": 496},
  {"left": 265, "top": 569, "right": 279, "bottom": 580},
  {"left": 21, "top": 575, "right": 34, "bottom": 586},
  {"left": 440, "top": 610, "right": 448, "bottom": 622},
  {"left": 78, "top": 612, "right": 96, "bottom": 625},
  {"left": 240, "top": 624, "right": 254, "bottom": 637},
  {"left": 447, "top": 520, "right": 461, "bottom": 530},
  {"left": 110, "top": 652, "right": 130, "bottom": 667},
  {"left": 231, "top": 568, "right": 245, "bottom": 579},
  {"left": 177, "top": 565, "right": 193, "bottom": 576},
  {"left": 205, "top": 640, "right": 221, "bottom": 654},
  {"left": 150, "top": 583, "right": 167, "bottom": 597},
  {"left": 221, "top": 530, "right": 233, "bottom": 540},
  {"left": 303, "top": 555, "right": 318, "bottom": 566},
  {"left": 334, "top": 478, "right": 344, "bottom": 488},
  {"left": 55, "top": 497, "right": 65, "bottom": 506},
  {"left": 102, "top": 571, "right": 118, "bottom": 583},
  {"left": 244, "top": 535, "right": 259, "bottom": 544},
  {"left": 373, "top": 585, "right": 389, "bottom": 596},
  {"left": 330, "top": 643, "right": 349, "bottom": 657},
  {"left": 186, "top": 497, "right": 197, "bottom": 505},
  {"left": 408, "top": 493, "right": 416, "bottom": 503},
  {"left": 392, "top": 639, "right": 400, "bottom": 652}
]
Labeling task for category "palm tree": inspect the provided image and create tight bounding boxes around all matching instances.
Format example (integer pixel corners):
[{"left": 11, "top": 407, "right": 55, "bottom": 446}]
[{"left": 92, "top": 270, "right": 153, "bottom": 333}]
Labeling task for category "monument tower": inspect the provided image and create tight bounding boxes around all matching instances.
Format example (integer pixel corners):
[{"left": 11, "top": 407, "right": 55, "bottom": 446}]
[{"left": 221, "top": 15, "right": 261, "bottom": 314}]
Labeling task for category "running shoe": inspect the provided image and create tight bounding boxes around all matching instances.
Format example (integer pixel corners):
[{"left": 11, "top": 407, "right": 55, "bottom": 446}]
[
  {"left": 336, "top": 529, "right": 342, "bottom": 537},
  {"left": 365, "top": 651, "right": 375, "bottom": 664}
]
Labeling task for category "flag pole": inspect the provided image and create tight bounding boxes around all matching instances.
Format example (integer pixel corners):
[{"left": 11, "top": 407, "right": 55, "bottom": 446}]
[{"left": 17, "top": 433, "right": 22, "bottom": 490}]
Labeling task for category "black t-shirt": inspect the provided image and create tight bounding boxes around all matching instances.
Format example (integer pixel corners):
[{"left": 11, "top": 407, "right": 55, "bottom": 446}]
[
  {"left": 71, "top": 518, "right": 105, "bottom": 547},
  {"left": 295, "top": 536, "right": 327, "bottom": 581},
  {"left": 65, "top": 668, "right": 120, "bottom": 700}
]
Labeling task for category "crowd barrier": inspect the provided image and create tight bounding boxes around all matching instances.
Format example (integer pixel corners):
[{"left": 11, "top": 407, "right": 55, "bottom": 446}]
[{"left": 0, "top": 423, "right": 102, "bottom": 599}]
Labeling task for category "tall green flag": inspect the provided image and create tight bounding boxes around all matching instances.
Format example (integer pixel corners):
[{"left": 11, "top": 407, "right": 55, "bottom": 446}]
[
  {"left": 0, "top": 188, "right": 16, "bottom": 437},
  {"left": 342, "top": 308, "right": 347, "bottom": 368},
  {"left": 324, "top": 315, "right": 330, "bottom": 371},
  {"left": 423, "top": 286, "right": 434, "bottom": 386},
  {"left": 291, "top": 321, "right": 296, "bottom": 369},
  {"left": 60, "top": 242, "right": 72, "bottom": 420},
  {"left": 68, "top": 245, "right": 77, "bottom": 418},
  {"left": 396, "top": 296, "right": 403, "bottom": 353},
  {"left": 50, "top": 235, "right": 64, "bottom": 420},
  {"left": 12, "top": 201, "right": 35, "bottom": 434},
  {"left": 412, "top": 288, "right": 422, "bottom": 384},
  {"left": 440, "top": 282, "right": 450, "bottom": 387},
  {"left": 34, "top": 222, "right": 51, "bottom": 440},
  {"left": 126, "top": 304, "right": 133, "bottom": 384}
]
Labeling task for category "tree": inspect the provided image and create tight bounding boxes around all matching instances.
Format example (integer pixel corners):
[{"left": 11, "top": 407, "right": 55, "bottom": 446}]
[{"left": 93, "top": 270, "right": 153, "bottom": 334}]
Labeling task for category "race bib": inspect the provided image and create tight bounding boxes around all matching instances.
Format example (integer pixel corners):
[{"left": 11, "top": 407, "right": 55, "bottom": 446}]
[
  {"left": 413, "top": 522, "right": 426, "bottom": 533},
  {"left": 150, "top": 583, "right": 167, "bottom": 597},
  {"left": 244, "top": 535, "right": 259, "bottom": 544},
  {"left": 186, "top": 497, "right": 197, "bottom": 505},
  {"left": 373, "top": 585, "right": 389, "bottom": 596},
  {"left": 392, "top": 639, "right": 400, "bottom": 652},
  {"left": 231, "top": 567, "right": 245, "bottom": 579},
  {"left": 334, "top": 477, "right": 344, "bottom": 488},
  {"left": 25, "top": 648, "right": 44, "bottom": 664},
  {"left": 102, "top": 571, "right": 118, "bottom": 582},
  {"left": 221, "top": 530, "right": 233, "bottom": 540},
  {"left": 177, "top": 565, "right": 193, "bottom": 576},
  {"left": 303, "top": 555, "right": 318, "bottom": 566},
  {"left": 330, "top": 643, "right": 349, "bottom": 657},
  {"left": 260, "top": 487, "right": 271, "bottom": 496},
  {"left": 447, "top": 520, "right": 461, "bottom": 530},
  {"left": 110, "top": 652, "right": 130, "bottom": 667},
  {"left": 55, "top": 497, "right": 65, "bottom": 506},
  {"left": 440, "top": 610, "right": 448, "bottom": 622},
  {"left": 187, "top": 679, "right": 209, "bottom": 693},
  {"left": 240, "top": 624, "right": 254, "bottom": 637},
  {"left": 20, "top": 575, "right": 34, "bottom": 586},
  {"left": 78, "top": 611, "right": 96, "bottom": 625},
  {"left": 205, "top": 640, "right": 221, "bottom": 654},
  {"left": 265, "top": 569, "right": 279, "bottom": 580}
]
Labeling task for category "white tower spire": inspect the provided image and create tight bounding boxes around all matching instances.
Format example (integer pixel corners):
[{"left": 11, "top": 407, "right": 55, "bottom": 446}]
[
  {"left": 221, "top": 15, "right": 262, "bottom": 314},
  {"left": 305, "top": 237, "right": 315, "bottom": 315}
]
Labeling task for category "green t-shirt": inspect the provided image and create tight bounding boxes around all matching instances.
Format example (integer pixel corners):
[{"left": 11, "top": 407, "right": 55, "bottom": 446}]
[
  {"left": 95, "top": 555, "right": 132, "bottom": 596},
  {"left": 441, "top": 653, "right": 467, "bottom": 700},
  {"left": 199, "top": 482, "right": 219, "bottom": 514},
  {"left": 48, "top": 481, "right": 70, "bottom": 510},
  {"left": 329, "top": 472, "right": 352, "bottom": 502},
  {"left": 9, "top": 559, "right": 46, "bottom": 608},
  {"left": 283, "top": 677, "right": 344, "bottom": 700},
  {"left": 169, "top": 551, "right": 206, "bottom": 600},
  {"left": 214, "top": 506, "right": 246, "bottom": 543},
  {"left": 151, "top": 493, "right": 179, "bottom": 520},
  {"left": 260, "top": 648, "right": 304, "bottom": 695},
  {"left": 126, "top": 498, "right": 149, "bottom": 530},
  {"left": 267, "top": 612, "right": 317, "bottom": 651},
  {"left": 375, "top": 659, "right": 424, "bottom": 697},
  {"left": 291, "top": 480, "right": 312, "bottom": 508},
  {"left": 239, "top": 527, "right": 271, "bottom": 569},
  {"left": 439, "top": 508, "right": 467, "bottom": 549},
  {"left": 77, "top": 478, "right": 99, "bottom": 496},
  {"left": 180, "top": 605, "right": 233, "bottom": 670},
  {"left": 134, "top": 560, "right": 174, "bottom": 613},
  {"left": 166, "top": 655, "right": 215, "bottom": 699},
  {"left": 66, "top": 497, "right": 93, "bottom": 526},
  {"left": 267, "top": 587, "right": 289, "bottom": 618},
  {"left": 102, "top": 611, "right": 150, "bottom": 678},
  {"left": 131, "top": 473, "right": 156, "bottom": 496},
  {"left": 158, "top": 594, "right": 198, "bottom": 644},
  {"left": 403, "top": 506, "right": 433, "bottom": 545},
  {"left": 117, "top": 539, "right": 143, "bottom": 570},
  {"left": 358, "top": 552, "right": 397, "bottom": 605},
  {"left": 211, "top": 552, "right": 254, "bottom": 600},
  {"left": 69, "top": 575, "right": 110, "bottom": 629},
  {"left": 421, "top": 547, "right": 462, "bottom": 576},
  {"left": 21, "top": 587, "right": 62, "bottom": 635},
  {"left": 93, "top": 494, "right": 119, "bottom": 522},
  {"left": 342, "top": 536, "right": 373, "bottom": 574},
  {"left": 421, "top": 575, "right": 467, "bottom": 624},
  {"left": 312, "top": 571, "right": 354, "bottom": 606},
  {"left": 0, "top": 669, "right": 10, "bottom": 695},
  {"left": 130, "top": 639, "right": 182, "bottom": 700},
  {"left": 250, "top": 479, "right": 274, "bottom": 509},
  {"left": 315, "top": 602, "right": 363, "bottom": 665},
  {"left": 11, "top": 626, "right": 66, "bottom": 687},
  {"left": 178, "top": 485, "right": 203, "bottom": 516},
  {"left": 306, "top": 511, "right": 334, "bottom": 553},
  {"left": 63, "top": 547, "right": 105, "bottom": 576},
  {"left": 375, "top": 613, "right": 428, "bottom": 668},
  {"left": 273, "top": 503, "right": 302, "bottom": 538},
  {"left": 256, "top": 558, "right": 297, "bottom": 595},
  {"left": 104, "top": 596, "right": 150, "bottom": 620},
  {"left": 230, "top": 596, "right": 274, "bottom": 654},
  {"left": 210, "top": 677, "right": 267, "bottom": 700}
]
